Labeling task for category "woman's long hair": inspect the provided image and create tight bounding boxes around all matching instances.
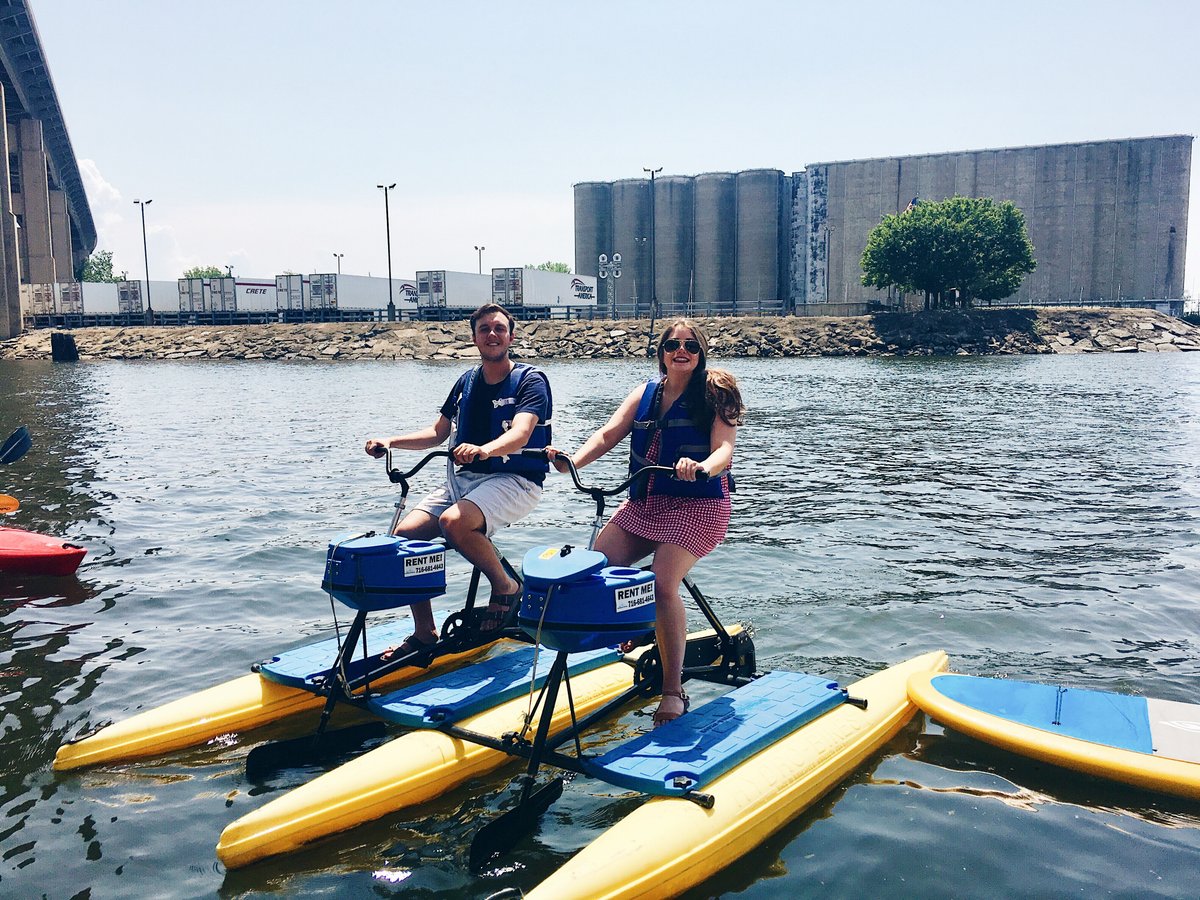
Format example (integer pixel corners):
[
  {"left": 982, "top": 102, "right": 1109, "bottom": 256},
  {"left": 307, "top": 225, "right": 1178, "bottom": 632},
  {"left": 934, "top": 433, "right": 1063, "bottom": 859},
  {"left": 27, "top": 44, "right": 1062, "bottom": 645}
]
[{"left": 656, "top": 319, "right": 745, "bottom": 427}]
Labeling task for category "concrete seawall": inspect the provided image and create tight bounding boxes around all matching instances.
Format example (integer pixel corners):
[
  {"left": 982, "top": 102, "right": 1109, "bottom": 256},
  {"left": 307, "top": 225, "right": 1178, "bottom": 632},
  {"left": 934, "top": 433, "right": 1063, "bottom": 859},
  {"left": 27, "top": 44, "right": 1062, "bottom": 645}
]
[{"left": 2, "top": 308, "right": 1198, "bottom": 362}]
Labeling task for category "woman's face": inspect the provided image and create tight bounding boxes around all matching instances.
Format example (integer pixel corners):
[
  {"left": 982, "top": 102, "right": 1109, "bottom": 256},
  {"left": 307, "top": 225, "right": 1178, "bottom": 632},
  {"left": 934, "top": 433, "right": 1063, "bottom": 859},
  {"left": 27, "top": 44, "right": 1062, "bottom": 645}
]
[{"left": 660, "top": 326, "right": 702, "bottom": 377}]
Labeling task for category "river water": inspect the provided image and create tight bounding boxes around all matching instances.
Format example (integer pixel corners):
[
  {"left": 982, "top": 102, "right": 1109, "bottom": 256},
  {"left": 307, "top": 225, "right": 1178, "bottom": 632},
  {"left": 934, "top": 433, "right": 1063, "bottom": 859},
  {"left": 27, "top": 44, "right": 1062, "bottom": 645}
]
[{"left": 1, "top": 353, "right": 1198, "bottom": 898}]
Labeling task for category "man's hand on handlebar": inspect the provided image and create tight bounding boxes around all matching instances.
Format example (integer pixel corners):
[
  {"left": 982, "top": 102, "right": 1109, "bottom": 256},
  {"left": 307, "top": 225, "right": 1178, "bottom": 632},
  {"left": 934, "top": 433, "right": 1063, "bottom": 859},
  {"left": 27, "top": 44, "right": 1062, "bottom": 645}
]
[
  {"left": 365, "top": 439, "right": 389, "bottom": 459},
  {"left": 452, "top": 443, "right": 489, "bottom": 464}
]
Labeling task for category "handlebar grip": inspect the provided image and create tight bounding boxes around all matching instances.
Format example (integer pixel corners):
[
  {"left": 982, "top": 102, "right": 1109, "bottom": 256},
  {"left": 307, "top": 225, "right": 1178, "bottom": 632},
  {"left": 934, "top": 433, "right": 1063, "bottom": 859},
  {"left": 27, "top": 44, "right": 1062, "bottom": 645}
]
[
  {"left": 694, "top": 469, "right": 710, "bottom": 482},
  {"left": 520, "top": 447, "right": 550, "bottom": 459}
]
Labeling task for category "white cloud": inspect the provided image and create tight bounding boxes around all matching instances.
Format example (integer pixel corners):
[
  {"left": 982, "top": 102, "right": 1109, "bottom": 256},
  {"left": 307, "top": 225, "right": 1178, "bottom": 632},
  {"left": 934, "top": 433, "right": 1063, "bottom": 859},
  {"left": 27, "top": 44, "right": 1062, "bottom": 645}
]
[{"left": 78, "top": 158, "right": 121, "bottom": 206}]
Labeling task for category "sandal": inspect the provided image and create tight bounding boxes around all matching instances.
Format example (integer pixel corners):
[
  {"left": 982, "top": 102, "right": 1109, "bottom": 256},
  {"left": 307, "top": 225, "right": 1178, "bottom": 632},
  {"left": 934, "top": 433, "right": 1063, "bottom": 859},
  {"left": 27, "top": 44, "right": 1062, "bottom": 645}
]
[
  {"left": 652, "top": 690, "right": 690, "bottom": 728},
  {"left": 380, "top": 632, "right": 437, "bottom": 662},
  {"left": 479, "top": 592, "right": 518, "bottom": 634}
]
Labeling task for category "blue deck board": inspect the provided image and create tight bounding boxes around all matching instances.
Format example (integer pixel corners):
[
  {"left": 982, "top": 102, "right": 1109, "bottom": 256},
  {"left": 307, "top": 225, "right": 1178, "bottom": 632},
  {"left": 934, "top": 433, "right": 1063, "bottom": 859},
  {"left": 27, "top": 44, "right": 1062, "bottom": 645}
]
[
  {"left": 256, "top": 620, "right": 423, "bottom": 690},
  {"left": 367, "top": 646, "right": 620, "bottom": 727},
  {"left": 933, "top": 675, "right": 1153, "bottom": 753},
  {"left": 585, "top": 671, "right": 845, "bottom": 796}
]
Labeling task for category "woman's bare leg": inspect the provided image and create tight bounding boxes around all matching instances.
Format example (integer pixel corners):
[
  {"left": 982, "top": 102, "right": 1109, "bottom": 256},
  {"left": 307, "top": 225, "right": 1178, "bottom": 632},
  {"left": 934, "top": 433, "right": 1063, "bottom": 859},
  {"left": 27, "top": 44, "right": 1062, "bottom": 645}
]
[{"left": 649, "top": 543, "right": 699, "bottom": 724}]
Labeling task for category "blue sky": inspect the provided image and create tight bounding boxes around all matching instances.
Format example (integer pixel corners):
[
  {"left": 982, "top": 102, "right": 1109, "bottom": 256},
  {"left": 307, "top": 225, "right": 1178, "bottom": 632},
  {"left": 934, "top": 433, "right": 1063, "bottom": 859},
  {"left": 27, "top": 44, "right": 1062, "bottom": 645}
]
[{"left": 30, "top": 0, "right": 1199, "bottom": 295}]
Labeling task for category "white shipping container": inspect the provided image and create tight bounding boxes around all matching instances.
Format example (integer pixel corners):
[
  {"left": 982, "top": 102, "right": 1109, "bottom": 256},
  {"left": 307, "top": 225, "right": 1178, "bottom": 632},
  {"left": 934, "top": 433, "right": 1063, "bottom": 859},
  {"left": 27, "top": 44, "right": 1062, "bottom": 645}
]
[
  {"left": 79, "top": 274, "right": 420, "bottom": 314},
  {"left": 179, "top": 277, "right": 207, "bottom": 312},
  {"left": 332, "top": 273, "right": 418, "bottom": 312},
  {"left": 276, "top": 274, "right": 305, "bottom": 310},
  {"left": 417, "top": 270, "right": 492, "bottom": 309},
  {"left": 80, "top": 280, "right": 178, "bottom": 314},
  {"left": 491, "top": 268, "right": 597, "bottom": 308},
  {"left": 237, "top": 280, "right": 277, "bottom": 311},
  {"left": 118, "top": 281, "right": 143, "bottom": 314},
  {"left": 81, "top": 281, "right": 119, "bottom": 313},
  {"left": 59, "top": 283, "right": 84, "bottom": 314}
]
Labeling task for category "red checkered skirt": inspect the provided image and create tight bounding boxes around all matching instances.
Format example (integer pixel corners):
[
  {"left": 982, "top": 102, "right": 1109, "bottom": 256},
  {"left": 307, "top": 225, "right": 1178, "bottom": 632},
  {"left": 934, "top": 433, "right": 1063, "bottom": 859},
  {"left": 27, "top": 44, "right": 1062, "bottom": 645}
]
[{"left": 609, "top": 433, "right": 732, "bottom": 559}]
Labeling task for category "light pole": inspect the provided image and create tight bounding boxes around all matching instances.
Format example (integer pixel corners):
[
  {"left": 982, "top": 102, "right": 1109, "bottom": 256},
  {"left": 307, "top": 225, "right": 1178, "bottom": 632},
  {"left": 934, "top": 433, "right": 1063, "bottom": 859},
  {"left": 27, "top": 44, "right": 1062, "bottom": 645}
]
[
  {"left": 474, "top": 245, "right": 485, "bottom": 275},
  {"left": 225, "top": 265, "right": 234, "bottom": 277},
  {"left": 333, "top": 252, "right": 343, "bottom": 275},
  {"left": 598, "top": 252, "right": 622, "bottom": 319},
  {"left": 644, "top": 166, "right": 661, "bottom": 355},
  {"left": 133, "top": 198, "right": 153, "bottom": 320},
  {"left": 377, "top": 183, "right": 396, "bottom": 320}
]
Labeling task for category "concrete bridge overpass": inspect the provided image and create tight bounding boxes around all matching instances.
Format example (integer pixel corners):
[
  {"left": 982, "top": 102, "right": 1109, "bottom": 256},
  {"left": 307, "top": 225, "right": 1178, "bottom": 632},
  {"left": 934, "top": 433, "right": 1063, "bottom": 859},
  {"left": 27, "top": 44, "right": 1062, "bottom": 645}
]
[{"left": 0, "top": 0, "right": 96, "bottom": 339}]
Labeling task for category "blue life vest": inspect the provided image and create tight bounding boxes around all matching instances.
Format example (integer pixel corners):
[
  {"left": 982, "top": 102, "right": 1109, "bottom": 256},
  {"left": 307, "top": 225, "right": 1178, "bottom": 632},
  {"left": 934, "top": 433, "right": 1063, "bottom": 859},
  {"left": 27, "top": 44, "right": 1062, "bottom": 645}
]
[
  {"left": 628, "top": 379, "right": 730, "bottom": 500},
  {"left": 454, "top": 363, "right": 552, "bottom": 476}
]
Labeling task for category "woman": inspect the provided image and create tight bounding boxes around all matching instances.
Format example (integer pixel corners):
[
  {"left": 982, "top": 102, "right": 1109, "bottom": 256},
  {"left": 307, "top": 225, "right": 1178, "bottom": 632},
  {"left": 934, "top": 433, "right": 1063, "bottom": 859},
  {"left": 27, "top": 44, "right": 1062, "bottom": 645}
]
[{"left": 547, "top": 319, "right": 744, "bottom": 726}]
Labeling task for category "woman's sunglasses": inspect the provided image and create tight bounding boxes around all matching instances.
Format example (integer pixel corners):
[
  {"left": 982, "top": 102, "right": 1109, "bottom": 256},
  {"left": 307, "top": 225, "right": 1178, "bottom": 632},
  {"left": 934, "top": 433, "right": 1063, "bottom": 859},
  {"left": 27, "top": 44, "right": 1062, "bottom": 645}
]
[{"left": 661, "top": 338, "right": 701, "bottom": 354}]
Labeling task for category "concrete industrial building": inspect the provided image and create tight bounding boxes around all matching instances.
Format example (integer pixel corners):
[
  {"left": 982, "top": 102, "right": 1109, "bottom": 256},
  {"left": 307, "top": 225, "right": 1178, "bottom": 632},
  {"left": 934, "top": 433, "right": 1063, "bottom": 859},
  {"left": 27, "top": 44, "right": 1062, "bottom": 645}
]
[
  {"left": 0, "top": 0, "right": 97, "bottom": 339},
  {"left": 575, "top": 135, "right": 1192, "bottom": 316}
]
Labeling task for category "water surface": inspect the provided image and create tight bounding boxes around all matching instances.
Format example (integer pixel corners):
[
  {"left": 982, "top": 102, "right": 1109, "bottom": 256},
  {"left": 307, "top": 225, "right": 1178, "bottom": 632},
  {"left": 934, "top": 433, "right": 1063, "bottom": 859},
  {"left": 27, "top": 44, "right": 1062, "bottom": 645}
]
[{"left": 1, "top": 352, "right": 1198, "bottom": 897}]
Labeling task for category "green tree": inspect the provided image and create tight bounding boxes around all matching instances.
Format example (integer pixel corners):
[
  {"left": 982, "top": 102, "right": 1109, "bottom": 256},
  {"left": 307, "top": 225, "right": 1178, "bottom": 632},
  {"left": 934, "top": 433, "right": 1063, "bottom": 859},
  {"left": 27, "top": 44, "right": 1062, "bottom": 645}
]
[
  {"left": 182, "top": 265, "right": 225, "bottom": 279},
  {"left": 528, "top": 261, "right": 571, "bottom": 273},
  {"left": 861, "top": 196, "right": 1036, "bottom": 309},
  {"left": 80, "top": 249, "right": 121, "bottom": 282}
]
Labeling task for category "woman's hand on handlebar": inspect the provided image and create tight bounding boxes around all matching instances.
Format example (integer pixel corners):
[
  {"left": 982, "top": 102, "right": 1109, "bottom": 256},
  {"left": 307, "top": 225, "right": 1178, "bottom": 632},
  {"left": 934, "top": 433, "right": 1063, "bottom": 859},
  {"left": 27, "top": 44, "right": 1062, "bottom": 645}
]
[
  {"left": 365, "top": 439, "right": 389, "bottom": 459},
  {"left": 674, "top": 457, "right": 708, "bottom": 482},
  {"left": 544, "top": 446, "right": 573, "bottom": 474}
]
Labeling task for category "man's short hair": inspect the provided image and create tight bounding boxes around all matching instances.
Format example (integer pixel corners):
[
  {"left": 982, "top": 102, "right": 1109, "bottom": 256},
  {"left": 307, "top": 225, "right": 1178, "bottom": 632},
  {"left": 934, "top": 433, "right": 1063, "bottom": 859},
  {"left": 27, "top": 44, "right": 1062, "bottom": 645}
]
[{"left": 470, "top": 303, "right": 516, "bottom": 334}]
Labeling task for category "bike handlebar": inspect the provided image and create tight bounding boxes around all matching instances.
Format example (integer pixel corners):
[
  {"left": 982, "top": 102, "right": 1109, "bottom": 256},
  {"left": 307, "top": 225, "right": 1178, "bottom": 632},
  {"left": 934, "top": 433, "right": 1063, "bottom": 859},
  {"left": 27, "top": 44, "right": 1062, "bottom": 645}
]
[
  {"left": 518, "top": 447, "right": 708, "bottom": 497},
  {"left": 379, "top": 446, "right": 707, "bottom": 503},
  {"left": 385, "top": 449, "right": 452, "bottom": 485}
]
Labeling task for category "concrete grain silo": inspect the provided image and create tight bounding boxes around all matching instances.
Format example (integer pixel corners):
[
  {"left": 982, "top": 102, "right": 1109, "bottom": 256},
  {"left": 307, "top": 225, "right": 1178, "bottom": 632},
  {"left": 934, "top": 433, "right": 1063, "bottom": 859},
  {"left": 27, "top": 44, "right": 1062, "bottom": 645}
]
[
  {"left": 611, "top": 178, "right": 651, "bottom": 314},
  {"left": 573, "top": 182, "right": 612, "bottom": 281},
  {"left": 575, "top": 135, "right": 1190, "bottom": 319},
  {"left": 694, "top": 172, "right": 737, "bottom": 312},
  {"left": 653, "top": 175, "right": 694, "bottom": 315},
  {"left": 735, "top": 169, "right": 784, "bottom": 310}
]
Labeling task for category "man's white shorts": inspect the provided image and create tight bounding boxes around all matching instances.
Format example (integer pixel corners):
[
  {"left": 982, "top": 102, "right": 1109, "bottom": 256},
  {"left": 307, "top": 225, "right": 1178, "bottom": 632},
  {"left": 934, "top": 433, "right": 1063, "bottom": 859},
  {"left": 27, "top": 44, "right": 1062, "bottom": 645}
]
[{"left": 413, "top": 471, "right": 542, "bottom": 537}]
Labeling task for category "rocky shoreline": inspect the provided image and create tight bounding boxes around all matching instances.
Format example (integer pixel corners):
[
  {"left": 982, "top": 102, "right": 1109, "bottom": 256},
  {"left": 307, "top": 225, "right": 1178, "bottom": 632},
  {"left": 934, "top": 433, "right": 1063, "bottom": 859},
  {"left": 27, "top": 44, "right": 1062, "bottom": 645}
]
[{"left": 2, "top": 308, "right": 1198, "bottom": 362}]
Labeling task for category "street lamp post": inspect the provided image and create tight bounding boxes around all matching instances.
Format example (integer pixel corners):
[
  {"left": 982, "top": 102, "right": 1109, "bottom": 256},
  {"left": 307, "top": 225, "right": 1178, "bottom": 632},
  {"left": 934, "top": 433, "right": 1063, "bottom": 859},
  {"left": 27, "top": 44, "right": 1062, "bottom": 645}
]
[
  {"left": 333, "top": 252, "right": 343, "bottom": 275},
  {"left": 377, "top": 183, "right": 396, "bottom": 320},
  {"left": 474, "top": 245, "right": 485, "bottom": 275},
  {"left": 133, "top": 199, "right": 153, "bottom": 323},
  {"left": 225, "top": 265, "right": 233, "bottom": 277},
  {"left": 644, "top": 166, "right": 662, "bottom": 355}
]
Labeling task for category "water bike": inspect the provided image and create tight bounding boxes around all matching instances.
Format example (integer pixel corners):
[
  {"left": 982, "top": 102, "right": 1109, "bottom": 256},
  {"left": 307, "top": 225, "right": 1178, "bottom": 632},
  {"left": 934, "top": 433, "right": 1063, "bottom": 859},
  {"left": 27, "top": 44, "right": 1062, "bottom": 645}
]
[
  {"left": 53, "top": 449, "right": 533, "bottom": 772},
  {"left": 217, "top": 450, "right": 948, "bottom": 899},
  {"left": 0, "top": 425, "right": 87, "bottom": 577}
]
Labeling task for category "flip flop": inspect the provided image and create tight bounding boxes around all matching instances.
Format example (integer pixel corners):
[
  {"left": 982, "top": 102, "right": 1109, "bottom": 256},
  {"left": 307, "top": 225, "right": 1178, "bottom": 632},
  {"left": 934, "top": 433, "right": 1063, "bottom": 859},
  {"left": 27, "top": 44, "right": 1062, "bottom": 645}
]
[{"left": 380, "top": 632, "right": 437, "bottom": 662}]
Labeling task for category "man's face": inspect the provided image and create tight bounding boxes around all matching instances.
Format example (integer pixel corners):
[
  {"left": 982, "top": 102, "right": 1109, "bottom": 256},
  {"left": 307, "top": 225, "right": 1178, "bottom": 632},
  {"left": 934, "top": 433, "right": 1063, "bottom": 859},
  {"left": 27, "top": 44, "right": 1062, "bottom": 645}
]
[{"left": 473, "top": 311, "right": 513, "bottom": 362}]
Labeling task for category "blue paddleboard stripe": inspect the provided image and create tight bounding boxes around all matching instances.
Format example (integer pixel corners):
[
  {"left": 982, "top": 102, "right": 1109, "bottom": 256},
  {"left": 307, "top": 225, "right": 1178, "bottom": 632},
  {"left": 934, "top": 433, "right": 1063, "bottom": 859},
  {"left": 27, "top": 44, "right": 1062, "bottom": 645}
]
[
  {"left": 584, "top": 671, "right": 845, "bottom": 796},
  {"left": 932, "top": 675, "right": 1153, "bottom": 754},
  {"left": 366, "top": 646, "right": 620, "bottom": 727},
  {"left": 257, "top": 621, "right": 422, "bottom": 690}
]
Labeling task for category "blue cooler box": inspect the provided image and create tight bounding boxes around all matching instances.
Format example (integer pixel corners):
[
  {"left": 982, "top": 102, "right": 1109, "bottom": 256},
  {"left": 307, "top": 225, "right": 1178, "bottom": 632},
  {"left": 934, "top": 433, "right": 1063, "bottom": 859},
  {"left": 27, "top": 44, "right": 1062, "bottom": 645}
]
[
  {"left": 322, "top": 533, "right": 446, "bottom": 611},
  {"left": 518, "top": 545, "right": 657, "bottom": 653}
]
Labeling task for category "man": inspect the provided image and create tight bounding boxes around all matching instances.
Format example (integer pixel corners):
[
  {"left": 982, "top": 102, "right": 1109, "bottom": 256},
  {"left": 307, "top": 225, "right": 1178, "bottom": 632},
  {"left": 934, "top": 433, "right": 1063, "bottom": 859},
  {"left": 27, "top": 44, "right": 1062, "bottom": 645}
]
[{"left": 364, "top": 303, "right": 552, "bottom": 656}]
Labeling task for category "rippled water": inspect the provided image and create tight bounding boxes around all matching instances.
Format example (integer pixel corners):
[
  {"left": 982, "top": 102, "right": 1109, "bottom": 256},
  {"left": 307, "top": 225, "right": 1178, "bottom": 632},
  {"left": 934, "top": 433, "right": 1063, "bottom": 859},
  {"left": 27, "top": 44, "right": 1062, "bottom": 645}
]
[{"left": 1, "top": 353, "right": 1198, "bottom": 898}]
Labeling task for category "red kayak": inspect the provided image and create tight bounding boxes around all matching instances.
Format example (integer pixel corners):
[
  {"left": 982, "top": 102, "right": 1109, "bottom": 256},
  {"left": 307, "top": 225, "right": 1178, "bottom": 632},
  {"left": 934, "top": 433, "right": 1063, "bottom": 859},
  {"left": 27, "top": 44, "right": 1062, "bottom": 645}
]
[{"left": 0, "top": 527, "right": 86, "bottom": 576}]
